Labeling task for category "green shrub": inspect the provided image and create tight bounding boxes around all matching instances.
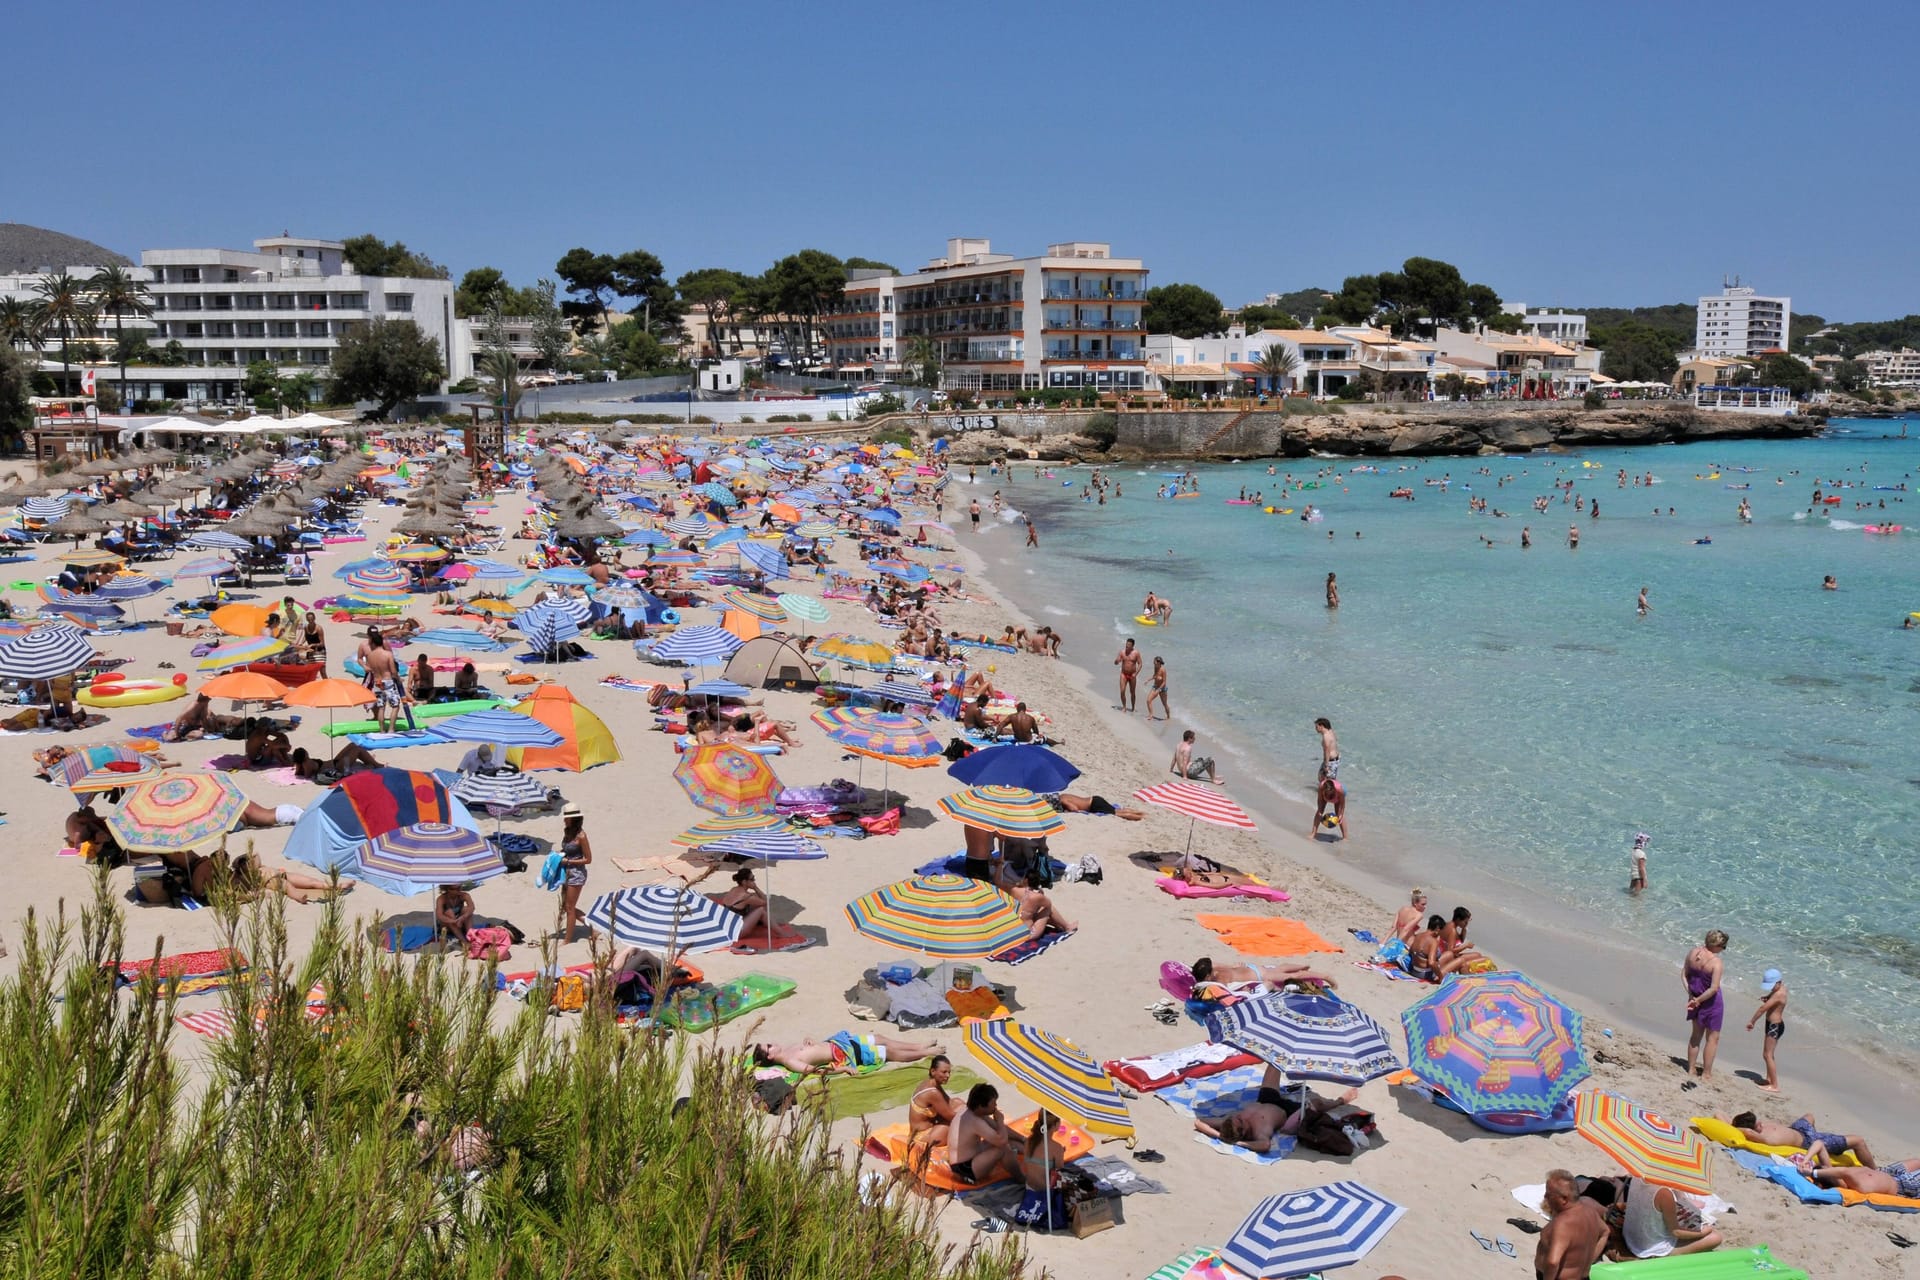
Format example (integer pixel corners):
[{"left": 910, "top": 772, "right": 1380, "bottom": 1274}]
[
  {"left": 0, "top": 875, "right": 1028, "bottom": 1279},
  {"left": 1081, "top": 411, "right": 1119, "bottom": 449},
  {"left": 858, "top": 392, "right": 907, "bottom": 419},
  {"left": 1583, "top": 389, "right": 1604, "bottom": 409},
  {"left": 869, "top": 424, "right": 913, "bottom": 448}
]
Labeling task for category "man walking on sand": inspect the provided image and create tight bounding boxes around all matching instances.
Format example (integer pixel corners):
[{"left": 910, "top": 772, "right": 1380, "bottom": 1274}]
[
  {"left": 969, "top": 499, "right": 981, "bottom": 533},
  {"left": 1113, "top": 637, "right": 1141, "bottom": 712},
  {"left": 1145, "top": 656, "right": 1170, "bottom": 721}
]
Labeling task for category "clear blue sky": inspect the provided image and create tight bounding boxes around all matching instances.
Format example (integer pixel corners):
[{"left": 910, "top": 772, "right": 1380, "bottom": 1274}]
[{"left": 9, "top": 0, "right": 1916, "bottom": 320}]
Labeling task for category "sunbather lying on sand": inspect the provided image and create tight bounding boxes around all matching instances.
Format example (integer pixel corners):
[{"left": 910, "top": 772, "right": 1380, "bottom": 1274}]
[
  {"left": 1191, "top": 957, "right": 1337, "bottom": 990},
  {"left": 1810, "top": 1151, "right": 1920, "bottom": 1199},
  {"left": 750, "top": 1031, "right": 943, "bottom": 1076},
  {"left": 1191, "top": 1064, "right": 1357, "bottom": 1151},
  {"left": 1044, "top": 792, "right": 1145, "bottom": 820}
]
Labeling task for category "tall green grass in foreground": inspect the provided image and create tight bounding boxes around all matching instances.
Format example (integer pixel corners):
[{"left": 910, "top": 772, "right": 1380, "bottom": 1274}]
[{"left": 0, "top": 875, "right": 1030, "bottom": 1279}]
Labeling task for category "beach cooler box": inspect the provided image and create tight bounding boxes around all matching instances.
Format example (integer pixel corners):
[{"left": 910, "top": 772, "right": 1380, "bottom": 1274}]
[{"left": 1591, "top": 1246, "right": 1805, "bottom": 1279}]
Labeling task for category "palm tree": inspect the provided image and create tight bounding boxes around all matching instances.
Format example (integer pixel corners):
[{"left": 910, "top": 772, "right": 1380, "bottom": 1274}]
[
  {"left": 1255, "top": 344, "right": 1301, "bottom": 395},
  {"left": 88, "top": 265, "right": 154, "bottom": 406},
  {"left": 0, "top": 297, "right": 43, "bottom": 356},
  {"left": 481, "top": 348, "right": 522, "bottom": 427},
  {"left": 31, "top": 271, "right": 96, "bottom": 397}
]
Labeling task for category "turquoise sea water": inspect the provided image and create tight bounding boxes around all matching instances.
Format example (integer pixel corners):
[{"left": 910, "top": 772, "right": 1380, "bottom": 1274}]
[{"left": 971, "top": 420, "right": 1920, "bottom": 1052}]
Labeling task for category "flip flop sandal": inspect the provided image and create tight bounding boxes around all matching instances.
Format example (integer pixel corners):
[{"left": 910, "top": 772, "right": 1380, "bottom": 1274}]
[
  {"left": 1469, "top": 1230, "right": 1494, "bottom": 1251},
  {"left": 1505, "top": 1217, "right": 1543, "bottom": 1236},
  {"left": 1132, "top": 1149, "right": 1165, "bottom": 1163},
  {"left": 1890, "top": 1232, "right": 1915, "bottom": 1249},
  {"left": 1680, "top": 1080, "right": 1699, "bottom": 1091},
  {"left": 1496, "top": 1238, "right": 1517, "bottom": 1258}
]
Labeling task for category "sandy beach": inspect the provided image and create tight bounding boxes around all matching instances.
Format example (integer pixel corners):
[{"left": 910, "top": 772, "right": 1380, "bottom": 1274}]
[{"left": 1, "top": 449, "right": 1912, "bottom": 1280}]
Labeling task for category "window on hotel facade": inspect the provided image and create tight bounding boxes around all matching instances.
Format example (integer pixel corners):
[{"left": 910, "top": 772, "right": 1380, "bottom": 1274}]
[
  {"left": 182, "top": 268, "right": 200, "bottom": 284},
  {"left": 386, "top": 293, "right": 413, "bottom": 313}
]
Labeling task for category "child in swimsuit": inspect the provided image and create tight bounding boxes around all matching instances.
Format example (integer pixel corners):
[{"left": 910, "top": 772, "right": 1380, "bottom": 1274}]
[{"left": 1746, "top": 968, "right": 1787, "bottom": 1092}]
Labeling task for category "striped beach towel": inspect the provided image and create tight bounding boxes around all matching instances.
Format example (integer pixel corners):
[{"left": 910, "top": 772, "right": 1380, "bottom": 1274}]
[{"left": 115, "top": 948, "right": 248, "bottom": 997}]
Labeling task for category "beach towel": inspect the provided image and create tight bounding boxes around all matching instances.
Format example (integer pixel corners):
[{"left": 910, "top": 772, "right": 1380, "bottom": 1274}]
[
  {"left": 124, "top": 721, "right": 173, "bottom": 741},
  {"left": 600, "top": 675, "right": 661, "bottom": 693},
  {"left": 729, "top": 925, "right": 813, "bottom": 954},
  {"left": 1144, "top": 1249, "right": 1249, "bottom": 1280},
  {"left": 114, "top": 948, "right": 248, "bottom": 997},
  {"left": 793, "top": 1063, "right": 984, "bottom": 1121},
  {"left": 1106, "top": 1043, "right": 1260, "bottom": 1093},
  {"left": 1195, "top": 915, "right": 1342, "bottom": 957},
  {"left": 1837, "top": 1188, "right": 1920, "bottom": 1213},
  {"left": 864, "top": 1112, "right": 1094, "bottom": 1191},
  {"left": 987, "top": 931, "right": 1072, "bottom": 966},
  {"left": 1157, "top": 877, "right": 1290, "bottom": 902},
  {"left": 1753, "top": 1159, "right": 1843, "bottom": 1205},
  {"left": 346, "top": 730, "right": 450, "bottom": 750},
  {"left": 945, "top": 986, "right": 1008, "bottom": 1021},
  {"left": 379, "top": 925, "right": 437, "bottom": 953}
]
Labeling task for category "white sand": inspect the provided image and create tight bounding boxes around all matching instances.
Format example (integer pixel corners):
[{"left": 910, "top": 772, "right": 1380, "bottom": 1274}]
[{"left": 0, "top": 477, "right": 1908, "bottom": 1280}]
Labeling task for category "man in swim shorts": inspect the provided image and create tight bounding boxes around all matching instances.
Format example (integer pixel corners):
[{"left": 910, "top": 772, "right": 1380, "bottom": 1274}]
[
  {"left": 948, "top": 1084, "right": 1014, "bottom": 1185},
  {"left": 750, "top": 1031, "right": 942, "bottom": 1077},
  {"left": 1171, "top": 729, "right": 1219, "bottom": 782},
  {"left": 1314, "top": 717, "right": 1339, "bottom": 781},
  {"left": 1192, "top": 1064, "right": 1358, "bottom": 1152},
  {"left": 1811, "top": 1153, "right": 1920, "bottom": 1200},
  {"left": 1113, "top": 637, "right": 1141, "bottom": 712},
  {"left": 1727, "top": 1111, "right": 1874, "bottom": 1168}
]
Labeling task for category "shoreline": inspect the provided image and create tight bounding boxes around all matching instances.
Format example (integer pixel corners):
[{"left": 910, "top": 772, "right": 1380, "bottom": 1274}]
[{"left": 948, "top": 510, "right": 1920, "bottom": 1153}]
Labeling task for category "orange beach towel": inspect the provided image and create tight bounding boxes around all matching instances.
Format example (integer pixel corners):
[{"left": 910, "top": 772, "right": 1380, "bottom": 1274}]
[{"left": 1195, "top": 915, "right": 1343, "bottom": 957}]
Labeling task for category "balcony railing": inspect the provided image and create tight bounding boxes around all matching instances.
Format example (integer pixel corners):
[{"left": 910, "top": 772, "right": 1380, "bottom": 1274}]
[
  {"left": 1042, "top": 319, "right": 1143, "bottom": 331},
  {"left": 1043, "top": 286, "right": 1145, "bottom": 301}
]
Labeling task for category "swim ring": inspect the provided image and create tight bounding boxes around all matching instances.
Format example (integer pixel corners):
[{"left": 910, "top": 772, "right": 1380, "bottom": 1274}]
[
  {"left": 660, "top": 608, "right": 681, "bottom": 625},
  {"left": 78, "top": 680, "right": 189, "bottom": 709},
  {"left": 1133, "top": 615, "right": 1159, "bottom": 626}
]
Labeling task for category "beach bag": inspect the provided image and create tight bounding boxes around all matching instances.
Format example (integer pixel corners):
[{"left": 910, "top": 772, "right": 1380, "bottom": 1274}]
[
  {"left": 1076, "top": 854, "right": 1102, "bottom": 885},
  {"left": 548, "top": 973, "right": 587, "bottom": 1012},
  {"left": 464, "top": 927, "right": 512, "bottom": 962},
  {"left": 538, "top": 852, "right": 564, "bottom": 890},
  {"left": 1011, "top": 1187, "right": 1069, "bottom": 1230},
  {"left": 858, "top": 807, "right": 901, "bottom": 836}
]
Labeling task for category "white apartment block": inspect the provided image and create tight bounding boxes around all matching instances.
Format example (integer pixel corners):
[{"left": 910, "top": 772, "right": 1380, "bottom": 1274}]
[
  {"left": 1500, "top": 303, "right": 1588, "bottom": 347},
  {"left": 822, "top": 238, "right": 1150, "bottom": 393},
  {"left": 1860, "top": 348, "right": 1920, "bottom": 387},
  {"left": 1695, "top": 283, "right": 1790, "bottom": 358}
]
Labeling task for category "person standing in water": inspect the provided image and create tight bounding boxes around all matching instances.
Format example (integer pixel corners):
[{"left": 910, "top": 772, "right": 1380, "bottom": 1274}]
[
  {"left": 1637, "top": 586, "right": 1651, "bottom": 617},
  {"left": 1521, "top": 525, "right": 1532, "bottom": 549},
  {"left": 1568, "top": 523, "right": 1581, "bottom": 550},
  {"left": 1325, "top": 572, "right": 1339, "bottom": 609}
]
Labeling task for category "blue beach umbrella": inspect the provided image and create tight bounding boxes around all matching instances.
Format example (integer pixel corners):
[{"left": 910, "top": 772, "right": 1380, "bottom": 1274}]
[
  {"left": 516, "top": 604, "right": 581, "bottom": 660},
  {"left": 0, "top": 624, "right": 97, "bottom": 680},
  {"left": 947, "top": 743, "right": 1081, "bottom": 792},
  {"left": 686, "top": 679, "right": 753, "bottom": 698},
  {"left": 704, "top": 528, "right": 747, "bottom": 550},
  {"left": 622, "top": 528, "right": 670, "bottom": 547},
  {"left": 585, "top": 884, "right": 742, "bottom": 952},
  {"left": 539, "top": 566, "right": 596, "bottom": 586},
  {"left": 645, "top": 625, "right": 742, "bottom": 666},
  {"left": 1206, "top": 992, "right": 1401, "bottom": 1086},
  {"left": 856, "top": 679, "right": 936, "bottom": 708},
  {"left": 434, "top": 707, "right": 564, "bottom": 749},
  {"left": 1221, "top": 1182, "right": 1406, "bottom": 1279},
  {"left": 186, "top": 530, "right": 252, "bottom": 551},
  {"left": 737, "top": 542, "right": 789, "bottom": 579},
  {"left": 412, "top": 627, "right": 508, "bottom": 653}
]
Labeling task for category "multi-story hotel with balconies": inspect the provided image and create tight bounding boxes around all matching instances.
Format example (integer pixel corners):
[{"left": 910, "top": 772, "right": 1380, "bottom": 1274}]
[
  {"left": 1695, "top": 283, "right": 1790, "bottom": 359},
  {"left": 823, "top": 238, "right": 1149, "bottom": 393},
  {"left": 135, "top": 235, "right": 457, "bottom": 403}
]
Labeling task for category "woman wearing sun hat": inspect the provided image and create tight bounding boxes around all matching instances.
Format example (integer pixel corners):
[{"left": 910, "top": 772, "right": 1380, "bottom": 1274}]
[{"left": 557, "top": 802, "right": 593, "bottom": 943}]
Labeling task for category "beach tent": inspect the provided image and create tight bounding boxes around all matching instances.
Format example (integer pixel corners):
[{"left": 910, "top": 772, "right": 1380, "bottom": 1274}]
[
  {"left": 506, "top": 686, "right": 620, "bottom": 771},
  {"left": 723, "top": 635, "right": 820, "bottom": 690},
  {"left": 283, "top": 768, "right": 479, "bottom": 876}
]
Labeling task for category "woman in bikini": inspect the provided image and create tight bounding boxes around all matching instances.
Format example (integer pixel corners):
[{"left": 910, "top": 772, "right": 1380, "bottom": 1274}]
[{"left": 908, "top": 1055, "right": 962, "bottom": 1148}]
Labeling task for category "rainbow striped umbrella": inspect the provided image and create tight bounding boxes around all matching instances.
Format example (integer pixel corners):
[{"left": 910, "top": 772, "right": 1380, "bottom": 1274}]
[
  {"left": 844, "top": 874, "right": 1027, "bottom": 960},
  {"left": 345, "top": 564, "right": 412, "bottom": 592},
  {"left": 775, "top": 592, "right": 829, "bottom": 623},
  {"left": 962, "top": 1018, "right": 1134, "bottom": 1139},
  {"left": 670, "top": 811, "right": 786, "bottom": 847},
  {"left": 355, "top": 822, "right": 504, "bottom": 897},
  {"left": 1402, "top": 971, "right": 1589, "bottom": 1117},
  {"left": 197, "top": 635, "right": 288, "bottom": 671},
  {"left": 810, "top": 634, "right": 898, "bottom": 672},
  {"left": 1575, "top": 1091, "right": 1714, "bottom": 1194},
  {"left": 387, "top": 543, "right": 449, "bottom": 563},
  {"left": 107, "top": 773, "right": 248, "bottom": 853},
  {"left": 722, "top": 590, "right": 786, "bottom": 622},
  {"left": 54, "top": 744, "right": 163, "bottom": 794},
  {"left": 647, "top": 548, "right": 707, "bottom": 569},
  {"left": 936, "top": 785, "right": 1068, "bottom": 838},
  {"left": 673, "top": 743, "right": 783, "bottom": 816}
]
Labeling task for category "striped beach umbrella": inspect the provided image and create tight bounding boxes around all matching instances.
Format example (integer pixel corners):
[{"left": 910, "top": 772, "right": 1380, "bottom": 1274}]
[
  {"left": 386, "top": 543, "right": 449, "bottom": 563},
  {"left": 1401, "top": 971, "right": 1588, "bottom": 1118},
  {"left": 344, "top": 564, "right": 411, "bottom": 593},
  {"left": 434, "top": 707, "right": 563, "bottom": 749},
  {"left": 55, "top": 744, "right": 164, "bottom": 794},
  {"left": 722, "top": 590, "right": 785, "bottom": 621},
  {"left": 1221, "top": 1182, "right": 1407, "bottom": 1279},
  {"left": 961, "top": 1019, "right": 1134, "bottom": 1140},
  {"left": 186, "top": 530, "right": 253, "bottom": 551},
  {"left": 1207, "top": 991, "right": 1402, "bottom": 1085},
  {"left": 411, "top": 627, "right": 507, "bottom": 653},
  {"left": 585, "top": 883, "right": 742, "bottom": 952},
  {"left": 810, "top": 634, "right": 898, "bottom": 672},
  {"left": 462, "top": 559, "right": 524, "bottom": 581},
  {"left": 664, "top": 514, "right": 721, "bottom": 537},
  {"left": 673, "top": 743, "right": 783, "bottom": 816},
  {"left": 671, "top": 811, "right": 786, "bottom": 847},
  {"left": 197, "top": 636, "right": 288, "bottom": 671},
  {"left": 538, "top": 566, "right": 595, "bottom": 586},
  {"left": 516, "top": 604, "right": 581, "bottom": 659},
  {"left": 935, "top": 785, "right": 1068, "bottom": 838},
  {"left": 858, "top": 678, "right": 935, "bottom": 708},
  {"left": 1575, "top": 1092, "right": 1714, "bottom": 1194},
  {"left": 737, "top": 542, "right": 789, "bottom": 578},
  {"left": 21, "top": 496, "right": 70, "bottom": 521},
  {"left": 775, "top": 592, "right": 829, "bottom": 623},
  {"left": 646, "top": 625, "right": 743, "bottom": 666},
  {"left": 809, "top": 708, "right": 942, "bottom": 765},
  {"left": 646, "top": 548, "right": 707, "bottom": 569},
  {"left": 1133, "top": 781, "right": 1257, "bottom": 861},
  {"left": 93, "top": 573, "right": 165, "bottom": 603},
  {"left": 844, "top": 874, "right": 1028, "bottom": 960},
  {"left": 793, "top": 520, "right": 838, "bottom": 539},
  {"left": 448, "top": 769, "right": 549, "bottom": 812},
  {"left": 0, "top": 625, "right": 97, "bottom": 681},
  {"left": 354, "top": 821, "right": 504, "bottom": 897},
  {"left": 107, "top": 773, "right": 248, "bottom": 853},
  {"left": 702, "top": 830, "right": 824, "bottom": 862},
  {"left": 174, "top": 556, "right": 236, "bottom": 585},
  {"left": 541, "top": 593, "right": 594, "bottom": 627}
]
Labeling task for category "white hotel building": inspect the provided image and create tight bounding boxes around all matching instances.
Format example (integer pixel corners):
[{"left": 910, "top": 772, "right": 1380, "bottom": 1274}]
[{"left": 1695, "top": 284, "right": 1790, "bottom": 358}]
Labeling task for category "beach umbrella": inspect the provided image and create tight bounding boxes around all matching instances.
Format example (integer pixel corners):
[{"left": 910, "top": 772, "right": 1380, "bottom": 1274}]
[
  {"left": 280, "top": 677, "right": 376, "bottom": 736},
  {"left": 685, "top": 678, "right": 752, "bottom": 699},
  {"left": 664, "top": 514, "right": 721, "bottom": 537},
  {"left": 793, "top": 521, "right": 838, "bottom": 540},
  {"left": 704, "top": 528, "right": 747, "bottom": 551},
  {"left": 199, "top": 670, "right": 291, "bottom": 703},
  {"left": 0, "top": 625, "right": 97, "bottom": 681},
  {"left": 434, "top": 707, "right": 563, "bottom": 749},
  {"left": 539, "top": 566, "right": 596, "bottom": 586},
  {"left": 352, "top": 821, "right": 504, "bottom": 897},
  {"left": 935, "top": 785, "right": 1068, "bottom": 838},
  {"left": 461, "top": 559, "right": 523, "bottom": 581},
  {"left": 331, "top": 556, "right": 391, "bottom": 580},
  {"left": 737, "top": 542, "right": 789, "bottom": 578},
  {"left": 516, "top": 604, "right": 581, "bottom": 662},
  {"left": 386, "top": 543, "right": 449, "bottom": 563},
  {"left": 54, "top": 744, "right": 164, "bottom": 794},
  {"left": 671, "top": 811, "right": 786, "bottom": 847},
  {"left": 20, "top": 496, "right": 71, "bottom": 521},
  {"left": 646, "top": 548, "right": 706, "bottom": 569},
  {"left": 540, "top": 593, "right": 594, "bottom": 627},
  {"left": 1400, "top": 970, "right": 1588, "bottom": 1118},
  {"left": 947, "top": 743, "right": 1081, "bottom": 792},
  {"left": 345, "top": 564, "right": 411, "bottom": 593},
  {"left": 810, "top": 634, "right": 897, "bottom": 672},
  {"left": 411, "top": 627, "right": 508, "bottom": 653},
  {"left": 197, "top": 636, "right": 288, "bottom": 671},
  {"left": 809, "top": 708, "right": 941, "bottom": 764},
  {"left": 210, "top": 602, "right": 275, "bottom": 637},
  {"left": 1220, "top": 1182, "right": 1407, "bottom": 1279},
  {"left": 962, "top": 1018, "right": 1133, "bottom": 1138},
  {"left": 107, "top": 773, "right": 249, "bottom": 853},
  {"left": 673, "top": 743, "right": 783, "bottom": 816},
  {"left": 1574, "top": 1092, "right": 1714, "bottom": 1195},
  {"left": 701, "top": 827, "right": 824, "bottom": 949},
  {"left": 435, "top": 563, "right": 477, "bottom": 582},
  {"left": 585, "top": 883, "right": 742, "bottom": 952},
  {"left": 775, "top": 592, "right": 829, "bottom": 623},
  {"left": 646, "top": 625, "right": 743, "bottom": 667},
  {"left": 173, "top": 556, "right": 236, "bottom": 586},
  {"left": 447, "top": 769, "right": 551, "bottom": 836},
  {"left": 465, "top": 598, "right": 519, "bottom": 616},
  {"left": 55, "top": 546, "right": 121, "bottom": 568},
  {"left": 721, "top": 589, "right": 785, "bottom": 621},
  {"left": 1133, "top": 781, "right": 1257, "bottom": 861},
  {"left": 507, "top": 688, "right": 619, "bottom": 772},
  {"left": 1207, "top": 991, "right": 1402, "bottom": 1086},
  {"left": 844, "top": 874, "right": 1028, "bottom": 960},
  {"left": 858, "top": 678, "right": 935, "bottom": 708},
  {"left": 93, "top": 573, "right": 164, "bottom": 606},
  {"left": 186, "top": 530, "right": 253, "bottom": 551}
]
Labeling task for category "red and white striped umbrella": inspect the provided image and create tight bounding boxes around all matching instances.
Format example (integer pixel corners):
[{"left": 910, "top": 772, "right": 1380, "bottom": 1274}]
[{"left": 1132, "top": 782, "right": 1256, "bottom": 830}]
